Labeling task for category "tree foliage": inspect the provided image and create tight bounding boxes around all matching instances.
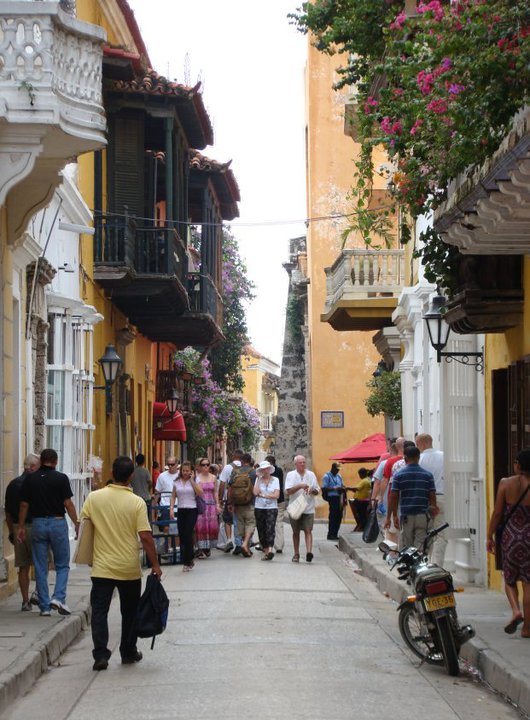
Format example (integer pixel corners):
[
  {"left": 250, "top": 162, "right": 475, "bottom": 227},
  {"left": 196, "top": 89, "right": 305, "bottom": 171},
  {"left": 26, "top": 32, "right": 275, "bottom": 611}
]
[
  {"left": 365, "top": 371, "right": 402, "bottom": 421},
  {"left": 210, "top": 229, "right": 255, "bottom": 392}
]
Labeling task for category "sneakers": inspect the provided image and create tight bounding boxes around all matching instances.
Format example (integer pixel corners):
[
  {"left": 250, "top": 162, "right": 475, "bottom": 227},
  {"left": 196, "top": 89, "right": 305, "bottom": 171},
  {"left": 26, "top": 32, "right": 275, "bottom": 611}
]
[
  {"left": 21, "top": 601, "right": 32, "bottom": 612},
  {"left": 30, "top": 591, "right": 39, "bottom": 606},
  {"left": 93, "top": 658, "right": 109, "bottom": 671},
  {"left": 121, "top": 651, "right": 143, "bottom": 665},
  {"left": 223, "top": 541, "right": 234, "bottom": 553},
  {"left": 50, "top": 599, "right": 71, "bottom": 615},
  {"left": 40, "top": 610, "right": 51, "bottom": 617}
]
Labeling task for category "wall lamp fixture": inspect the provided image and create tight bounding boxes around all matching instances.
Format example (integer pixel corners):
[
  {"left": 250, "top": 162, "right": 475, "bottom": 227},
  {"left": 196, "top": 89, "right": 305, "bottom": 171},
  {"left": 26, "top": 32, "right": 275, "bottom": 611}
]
[
  {"left": 423, "top": 295, "right": 483, "bottom": 372},
  {"left": 94, "top": 344, "right": 122, "bottom": 415}
]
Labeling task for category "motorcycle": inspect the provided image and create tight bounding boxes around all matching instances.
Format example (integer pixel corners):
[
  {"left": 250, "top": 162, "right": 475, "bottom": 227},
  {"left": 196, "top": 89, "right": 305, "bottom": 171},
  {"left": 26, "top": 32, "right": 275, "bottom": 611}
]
[{"left": 379, "top": 523, "right": 475, "bottom": 676}]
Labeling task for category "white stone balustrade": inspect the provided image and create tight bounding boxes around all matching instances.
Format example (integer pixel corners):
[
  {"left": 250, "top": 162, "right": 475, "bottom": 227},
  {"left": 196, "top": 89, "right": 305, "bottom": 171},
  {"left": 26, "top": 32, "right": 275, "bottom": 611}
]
[
  {"left": 324, "top": 248, "right": 405, "bottom": 311},
  {"left": 0, "top": 1, "right": 106, "bottom": 238}
]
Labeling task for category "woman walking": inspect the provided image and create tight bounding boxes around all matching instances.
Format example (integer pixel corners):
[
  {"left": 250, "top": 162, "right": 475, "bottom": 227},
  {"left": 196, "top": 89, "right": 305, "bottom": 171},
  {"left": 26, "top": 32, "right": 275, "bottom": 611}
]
[
  {"left": 170, "top": 461, "right": 203, "bottom": 572},
  {"left": 487, "top": 447, "right": 530, "bottom": 637},
  {"left": 253, "top": 460, "right": 280, "bottom": 561},
  {"left": 194, "top": 458, "right": 220, "bottom": 558}
]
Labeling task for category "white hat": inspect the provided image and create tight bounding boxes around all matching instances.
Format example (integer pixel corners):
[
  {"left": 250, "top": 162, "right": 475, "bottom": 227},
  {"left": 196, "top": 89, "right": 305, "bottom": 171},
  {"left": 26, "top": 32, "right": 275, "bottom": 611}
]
[{"left": 257, "top": 460, "right": 274, "bottom": 473}]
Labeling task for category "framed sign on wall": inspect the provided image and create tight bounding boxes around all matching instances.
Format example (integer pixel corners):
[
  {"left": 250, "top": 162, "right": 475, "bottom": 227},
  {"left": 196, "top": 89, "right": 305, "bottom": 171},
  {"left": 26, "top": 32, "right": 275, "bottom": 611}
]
[{"left": 321, "top": 411, "right": 344, "bottom": 429}]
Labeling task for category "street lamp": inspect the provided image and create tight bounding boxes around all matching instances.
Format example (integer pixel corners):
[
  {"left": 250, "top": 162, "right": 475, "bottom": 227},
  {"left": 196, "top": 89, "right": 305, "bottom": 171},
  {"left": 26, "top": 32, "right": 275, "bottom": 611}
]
[
  {"left": 166, "top": 387, "right": 180, "bottom": 418},
  {"left": 96, "top": 344, "right": 122, "bottom": 415},
  {"left": 423, "top": 295, "right": 483, "bottom": 372}
]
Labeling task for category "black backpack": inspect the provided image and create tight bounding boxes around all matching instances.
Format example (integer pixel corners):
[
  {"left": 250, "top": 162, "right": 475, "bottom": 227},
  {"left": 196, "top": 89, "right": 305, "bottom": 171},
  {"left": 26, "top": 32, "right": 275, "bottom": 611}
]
[{"left": 136, "top": 574, "right": 169, "bottom": 649}]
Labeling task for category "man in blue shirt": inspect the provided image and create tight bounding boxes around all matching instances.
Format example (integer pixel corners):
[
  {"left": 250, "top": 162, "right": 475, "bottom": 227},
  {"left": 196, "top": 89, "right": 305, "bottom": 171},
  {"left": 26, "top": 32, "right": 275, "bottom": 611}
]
[
  {"left": 385, "top": 445, "right": 438, "bottom": 550},
  {"left": 322, "top": 463, "right": 344, "bottom": 540}
]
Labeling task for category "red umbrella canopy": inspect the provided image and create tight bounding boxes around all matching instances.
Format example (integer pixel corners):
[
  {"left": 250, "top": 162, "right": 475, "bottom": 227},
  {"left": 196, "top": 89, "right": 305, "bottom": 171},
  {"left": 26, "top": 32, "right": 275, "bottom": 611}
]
[{"left": 330, "top": 433, "right": 387, "bottom": 463}]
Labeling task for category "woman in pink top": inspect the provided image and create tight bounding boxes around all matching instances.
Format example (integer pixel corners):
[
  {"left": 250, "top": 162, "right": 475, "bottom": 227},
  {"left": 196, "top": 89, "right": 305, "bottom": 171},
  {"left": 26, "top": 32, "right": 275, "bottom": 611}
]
[
  {"left": 170, "top": 461, "right": 203, "bottom": 571},
  {"left": 194, "top": 458, "right": 221, "bottom": 559}
]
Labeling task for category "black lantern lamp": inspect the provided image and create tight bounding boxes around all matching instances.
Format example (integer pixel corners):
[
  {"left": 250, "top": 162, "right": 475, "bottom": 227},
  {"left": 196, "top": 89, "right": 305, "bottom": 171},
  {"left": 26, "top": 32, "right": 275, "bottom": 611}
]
[
  {"left": 423, "top": 295, "right": 483, "bottom": 372},
  {"left": 166, "top": 387, "right": 180, "bottom": 418},
  {"left": 372, "top": 360, "right": 388, "bottom": 378},
  {"left": 96, "top": 344, "right": 122, "bottom": 415}
]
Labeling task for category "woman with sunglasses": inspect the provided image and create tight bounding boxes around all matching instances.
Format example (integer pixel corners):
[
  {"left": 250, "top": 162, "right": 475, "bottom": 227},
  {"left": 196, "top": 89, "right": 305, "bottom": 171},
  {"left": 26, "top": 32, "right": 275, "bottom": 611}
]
[
  {"left": 194, "top": 458, "right": 221, "bottom": 558},
  {"left": 169, "top": 461, "right": 203, "bottom": 571}
]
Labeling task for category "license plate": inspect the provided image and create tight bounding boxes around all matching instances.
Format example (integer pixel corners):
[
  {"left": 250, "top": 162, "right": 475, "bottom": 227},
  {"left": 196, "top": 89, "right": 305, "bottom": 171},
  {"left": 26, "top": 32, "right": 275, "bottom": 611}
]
[{"left": 424, "top": 593, "right": 455, "bottom": 612}]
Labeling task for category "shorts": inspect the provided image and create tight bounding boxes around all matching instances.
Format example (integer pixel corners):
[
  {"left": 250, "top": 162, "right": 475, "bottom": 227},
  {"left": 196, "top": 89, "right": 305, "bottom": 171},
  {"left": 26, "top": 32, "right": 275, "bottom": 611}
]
[
  {"left": 233, "top": 504, "right": 255, "bottom": 536},
  {"left": 289, "top": 513, "right": 314, "bottom": 533},
  {"left": 14, "top": 524, "right": 33, "bottom": 568}
]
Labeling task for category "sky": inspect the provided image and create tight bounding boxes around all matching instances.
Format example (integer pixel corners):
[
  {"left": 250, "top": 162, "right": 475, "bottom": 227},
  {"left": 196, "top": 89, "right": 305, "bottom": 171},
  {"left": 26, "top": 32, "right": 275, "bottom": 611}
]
[{"left": 127, "top": 0, "right": 308, "bottom": 366}]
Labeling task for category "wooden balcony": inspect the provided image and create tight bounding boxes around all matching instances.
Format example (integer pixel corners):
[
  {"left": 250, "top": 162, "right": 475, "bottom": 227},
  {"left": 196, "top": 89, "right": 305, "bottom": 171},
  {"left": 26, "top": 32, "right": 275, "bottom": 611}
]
[
  {"left": 166, "top": 273, "right": 224, "bottom": 348},
  {"left": 322, "top": 248, "right": 405, "bottom": 331},
  {"left": 93, "top": 212, "right": 189, "bottom": 339},
  {"left": 444, "top": 255, "right": 523, "bottom": 334}
]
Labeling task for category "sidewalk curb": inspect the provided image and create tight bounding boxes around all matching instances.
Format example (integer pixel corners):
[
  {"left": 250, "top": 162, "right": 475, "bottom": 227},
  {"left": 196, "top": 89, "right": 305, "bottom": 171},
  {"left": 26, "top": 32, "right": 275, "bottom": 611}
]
[
  {"left": 0, "top": 599, "right": 90, "bottom": 716},
  {"left": 339, "top": 537, "right": 530, "bottom": 717}
]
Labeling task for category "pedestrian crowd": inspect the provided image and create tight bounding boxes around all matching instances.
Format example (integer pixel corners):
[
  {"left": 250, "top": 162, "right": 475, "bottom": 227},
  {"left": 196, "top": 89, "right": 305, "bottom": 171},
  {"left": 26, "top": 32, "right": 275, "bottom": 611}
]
[{"left": 4, "top": 436, "right": 529, "bottom": 674}]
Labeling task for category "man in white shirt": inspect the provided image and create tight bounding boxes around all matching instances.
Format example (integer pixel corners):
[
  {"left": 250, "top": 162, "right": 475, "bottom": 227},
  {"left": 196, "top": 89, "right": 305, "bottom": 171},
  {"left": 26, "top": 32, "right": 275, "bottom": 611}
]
[
  {"left": 417, "top": 433, "right": 446, "bottom": 566},
  {"left": 154, "top": 456, "right": 179, "bottom": 531},
  {"left": 218, "top": 449, "right": 243, "bottom": 554},
  {"left": 285, "top": 455, "right": 319, "bottom": 563}
]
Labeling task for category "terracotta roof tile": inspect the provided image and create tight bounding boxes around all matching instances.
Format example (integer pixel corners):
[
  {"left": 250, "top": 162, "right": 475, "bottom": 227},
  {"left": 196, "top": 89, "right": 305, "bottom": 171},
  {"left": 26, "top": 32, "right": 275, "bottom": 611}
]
[{"left": 189, "top": 149, "right": 241, "bottom": 220}]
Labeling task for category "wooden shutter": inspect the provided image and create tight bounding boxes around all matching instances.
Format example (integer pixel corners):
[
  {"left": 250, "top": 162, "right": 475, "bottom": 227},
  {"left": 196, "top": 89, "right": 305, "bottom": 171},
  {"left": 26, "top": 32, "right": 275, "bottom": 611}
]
[
  {"left": 492, "top": 368, "right": 509, "bottom": 492},
  {"left": 108, "top": 110, "right": 145, "bottom": 218}
]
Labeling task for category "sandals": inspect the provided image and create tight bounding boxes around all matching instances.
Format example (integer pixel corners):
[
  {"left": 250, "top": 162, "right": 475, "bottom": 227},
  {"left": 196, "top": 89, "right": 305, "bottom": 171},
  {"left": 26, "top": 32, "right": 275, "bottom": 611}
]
[
  {"left": 292, "top": 554, "right": 300, "bottom": 563},
  {"left": 261, "top": 552, "right": 275, "bottom": 561},
  {"left": 241, "top": 548, "right": 253, "bottom": 558},
  {"left": 504, "top": 616, "right": 523, "bottom": 634}
]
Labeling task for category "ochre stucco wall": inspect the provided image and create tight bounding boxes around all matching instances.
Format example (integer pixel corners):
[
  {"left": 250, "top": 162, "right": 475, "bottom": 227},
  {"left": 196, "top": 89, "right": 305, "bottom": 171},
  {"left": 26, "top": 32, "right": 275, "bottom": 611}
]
[
  {"left": 484, "top": 256, "right": 530, "bottom": 589},
  {"left": 305, "top": 44, "right": 383, "bottom": 494}
]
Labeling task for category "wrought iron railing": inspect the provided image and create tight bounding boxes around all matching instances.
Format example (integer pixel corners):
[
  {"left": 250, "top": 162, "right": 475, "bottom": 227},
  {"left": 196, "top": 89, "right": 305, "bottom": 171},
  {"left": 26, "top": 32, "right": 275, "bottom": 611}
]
[{"left": 187, "top": 272, "right": 223, "bottom": 325}]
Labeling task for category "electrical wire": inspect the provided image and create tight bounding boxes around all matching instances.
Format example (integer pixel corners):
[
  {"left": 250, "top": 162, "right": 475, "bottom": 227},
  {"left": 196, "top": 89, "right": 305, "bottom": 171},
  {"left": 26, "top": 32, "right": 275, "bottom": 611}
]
[{"left": 91, "top": 204, "right": 395, "bottom": 230}]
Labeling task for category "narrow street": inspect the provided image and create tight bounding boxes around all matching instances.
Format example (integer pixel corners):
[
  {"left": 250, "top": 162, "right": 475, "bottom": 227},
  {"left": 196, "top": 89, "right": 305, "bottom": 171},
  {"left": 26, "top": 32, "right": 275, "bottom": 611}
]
[{"left": 3, "top": 525, "right": 520, "bottom": 720}]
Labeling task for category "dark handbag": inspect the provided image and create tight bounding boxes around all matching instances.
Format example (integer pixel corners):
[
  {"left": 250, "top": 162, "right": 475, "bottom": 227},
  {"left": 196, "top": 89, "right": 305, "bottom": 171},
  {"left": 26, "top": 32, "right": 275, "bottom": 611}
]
[
  {"left": 494, "top": 484, "right": 529, "bottom": 570},
  {"left": 362, "top": 505, "right": 380, "bottom": 544},
  {"left": 322, "top": 486, "right": 330, "bottom": 502},
  {"left": 196, "top": 494, "right": 206, "bottom": 515}
]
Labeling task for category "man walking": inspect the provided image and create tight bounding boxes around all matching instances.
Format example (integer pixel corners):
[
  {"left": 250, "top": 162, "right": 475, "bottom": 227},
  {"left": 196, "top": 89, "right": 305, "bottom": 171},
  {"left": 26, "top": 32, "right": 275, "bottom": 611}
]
[
  {"left": 322, "top": 462, "right": 344, "bottom": 540},
  {"left": 131, "top": 453, "right": 152, "bottom": 503},
  {"left": 80, "top": 456, "right": 161, "bottom": 671},
  {"left": 227, "top": 453, "right": 255, "bottom": 557},
  {"left": 154, "top": 456, "right": 179, "bottom": 530},
  {"left": 17, "top": 448, "right": 80, "bottom": 616},
  {"left": 266, "top": 455, "right": 285, "bottom": 553},
  {"left": 416, "top": 433, "right": 446, "bottom": 565},
  {"left": 285, "top": 455, "right": 320, "bottom": 563},
  {"left": 385, "top": 445, "right": 438, "bottom": 550},
  {"left": 4, "top": 453, "right": 40, "bottom": 611},
  {"left": 218, "top": 449, "right": 243, "bottom": 554}
]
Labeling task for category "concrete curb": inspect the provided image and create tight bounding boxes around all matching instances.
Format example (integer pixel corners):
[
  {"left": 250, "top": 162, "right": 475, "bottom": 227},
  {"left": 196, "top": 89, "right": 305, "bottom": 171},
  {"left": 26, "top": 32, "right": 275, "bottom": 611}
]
[
  {"left": 0, "top": 599, "right": 90, "bottom": 716},
  {"left": 339, "top": 537, "right": 530, "bottom": 717}
]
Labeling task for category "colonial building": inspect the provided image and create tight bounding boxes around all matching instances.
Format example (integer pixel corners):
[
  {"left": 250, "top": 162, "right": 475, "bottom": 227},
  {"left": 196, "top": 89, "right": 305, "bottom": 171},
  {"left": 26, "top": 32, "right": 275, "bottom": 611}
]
[{"left": 240, "top": 345, "right": 280, "bottom": 463}]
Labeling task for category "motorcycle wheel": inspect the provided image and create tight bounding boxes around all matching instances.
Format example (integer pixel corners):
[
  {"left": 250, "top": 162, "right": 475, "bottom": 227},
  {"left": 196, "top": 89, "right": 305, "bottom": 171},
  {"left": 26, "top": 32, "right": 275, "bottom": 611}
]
[
  {"left": 435, "top": 614, "right": 460, "bottom": 676},
  {"left": 398, "top": 603, "right": 444, "bottom": 665}
]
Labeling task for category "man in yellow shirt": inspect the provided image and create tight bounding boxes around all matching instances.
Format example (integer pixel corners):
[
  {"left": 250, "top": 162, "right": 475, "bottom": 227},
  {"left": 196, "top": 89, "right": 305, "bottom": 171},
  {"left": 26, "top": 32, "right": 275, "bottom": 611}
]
[
  {"left": 347, "top": 468, "right": 373, "bottom": 530},
  {"left": 80, "top": 456, "right": 161, "bottom": 671}
]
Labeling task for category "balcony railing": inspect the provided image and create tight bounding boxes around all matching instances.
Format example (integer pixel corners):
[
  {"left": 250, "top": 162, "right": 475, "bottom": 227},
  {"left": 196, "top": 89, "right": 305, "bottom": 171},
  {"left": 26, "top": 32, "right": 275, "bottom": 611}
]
[
  {"left": 94, "top": 212, "right": 187, "bottom": 279},
  {"left": 324, "top": 248, "right": 405, "bottom": 311},
  {"left": 188, "top": 272, "right": 223, "bottom": 326}
]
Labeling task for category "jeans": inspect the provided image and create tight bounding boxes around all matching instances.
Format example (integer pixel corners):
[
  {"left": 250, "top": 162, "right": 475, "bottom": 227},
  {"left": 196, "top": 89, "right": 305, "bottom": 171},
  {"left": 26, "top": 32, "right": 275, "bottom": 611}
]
[
  {"left": 177, "top": 508, "right": 198, "bottom": 566},
  {"left": 31, "top": 517, "right": 70, "bottom": 611},
  {"left": 91, "top": 577, "right": 141, "bottom": 661}
]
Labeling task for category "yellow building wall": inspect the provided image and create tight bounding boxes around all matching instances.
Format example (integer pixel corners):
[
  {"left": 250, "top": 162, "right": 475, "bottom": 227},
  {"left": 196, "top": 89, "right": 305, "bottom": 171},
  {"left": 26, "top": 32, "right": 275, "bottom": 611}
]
[
  {"left": 74, "top": 1, "right": 156, "bottom": 482},
  {"left": 484, "top": 256, "right": 530, "bottom": 589},
  {"left": 306, "top": 44, "right": 383, "bottom": 489}
]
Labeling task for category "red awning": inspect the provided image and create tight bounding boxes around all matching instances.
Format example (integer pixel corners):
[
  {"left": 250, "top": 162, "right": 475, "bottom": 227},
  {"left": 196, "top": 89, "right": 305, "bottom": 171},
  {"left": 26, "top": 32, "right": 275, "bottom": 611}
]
[
  {"left": 330, "top": 433, "right": 387, "bottom": 463},
  {"left": 153, "top": 402, "right": 186, "bottom": 442}
]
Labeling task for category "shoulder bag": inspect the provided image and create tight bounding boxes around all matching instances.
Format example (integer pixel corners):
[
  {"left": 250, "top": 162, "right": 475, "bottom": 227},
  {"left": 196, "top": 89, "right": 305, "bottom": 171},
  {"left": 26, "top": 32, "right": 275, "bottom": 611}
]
[
  {"left": 287, "top": 492, "right": 308, "bottom": 520},
  {"left": 494, "top": 483, "right": 529, "bottom": 570},
  {"left": 73, "top": 518, "right": 94, "bottom": 565},
  {"left": 362, "top": 504, "right": 380, "bottom": 544},
  {"left": 195, "top": 493, "right": 206, "bottom": 515}
]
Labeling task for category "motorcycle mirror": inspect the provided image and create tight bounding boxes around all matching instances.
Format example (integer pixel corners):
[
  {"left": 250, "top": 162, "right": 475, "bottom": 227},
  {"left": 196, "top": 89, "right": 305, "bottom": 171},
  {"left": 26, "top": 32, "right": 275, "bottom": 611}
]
[{"left": 378, "top": 542, "right": 391, "bottom": 553}]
